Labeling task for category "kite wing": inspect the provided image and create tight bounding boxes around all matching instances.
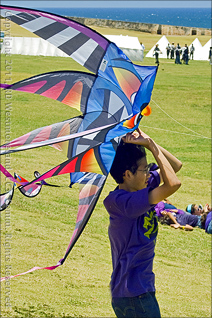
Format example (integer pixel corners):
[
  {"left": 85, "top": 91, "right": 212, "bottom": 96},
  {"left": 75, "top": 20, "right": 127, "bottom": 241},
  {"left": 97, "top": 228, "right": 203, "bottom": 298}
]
[
  {"left": 0, "top": 5, "right": 158, "bottom": 280},
  {"left": 0, "top": 71, "right": 96, "bottom": 113},
  {"left": 0, "top": 5, "right": 110, "bottom": 74}
]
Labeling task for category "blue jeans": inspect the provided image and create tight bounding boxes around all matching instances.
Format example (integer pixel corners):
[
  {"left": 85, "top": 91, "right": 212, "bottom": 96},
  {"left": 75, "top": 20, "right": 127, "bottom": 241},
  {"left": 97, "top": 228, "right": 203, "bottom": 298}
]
[
  {"left": 164, "top": 203, "right": 177, "bottom": 209},
  {"left": 206, "top": 220, "right": 212, "bottom": 234},
  {"left": 112, "top": 292, "right": 161, "bottom": 318},
  {"left": 175, "top": 55, "right": 181, "bottom": 64}
]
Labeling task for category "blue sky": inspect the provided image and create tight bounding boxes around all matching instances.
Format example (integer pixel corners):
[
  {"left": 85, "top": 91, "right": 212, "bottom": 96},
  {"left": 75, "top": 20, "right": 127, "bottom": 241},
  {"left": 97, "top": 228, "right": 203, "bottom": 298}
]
[{"left": 1, "top": 1, "right": 211, "bottom": 8}]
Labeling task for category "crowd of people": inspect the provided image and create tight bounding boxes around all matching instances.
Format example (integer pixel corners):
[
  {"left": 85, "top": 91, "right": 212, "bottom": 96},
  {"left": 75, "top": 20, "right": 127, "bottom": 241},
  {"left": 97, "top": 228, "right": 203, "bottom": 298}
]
[
  {"left": 151, "top": 42, "right": 193, "bottom": 65},
  {"left": 149, "top": 42, "right": 211, "bottom": 65},
  {"left": 155, "top": 199, "right": 212, "bottom": 234},
  {"left": 165, "top": 42, "right": 192, "bottom": 64}
]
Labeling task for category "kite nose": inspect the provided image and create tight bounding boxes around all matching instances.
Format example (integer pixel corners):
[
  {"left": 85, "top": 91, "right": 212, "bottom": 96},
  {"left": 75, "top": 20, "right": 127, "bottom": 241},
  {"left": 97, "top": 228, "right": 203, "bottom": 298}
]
[{"left": 141, "top": 105, "right": 152, "bottom": 116}]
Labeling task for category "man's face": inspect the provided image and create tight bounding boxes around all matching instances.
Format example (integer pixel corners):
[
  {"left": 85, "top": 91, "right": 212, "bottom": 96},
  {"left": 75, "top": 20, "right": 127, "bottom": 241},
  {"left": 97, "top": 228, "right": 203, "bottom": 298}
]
[{"left": 130, "top": 157, "right": 150, "bottom": 191}]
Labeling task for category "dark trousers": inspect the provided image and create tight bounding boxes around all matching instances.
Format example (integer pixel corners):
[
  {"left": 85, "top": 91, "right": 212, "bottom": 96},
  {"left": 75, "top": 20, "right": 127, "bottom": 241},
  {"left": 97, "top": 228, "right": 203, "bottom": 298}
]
[
  {"left": 155, "top": 53, "right": 159, "bottom": 64},
  {"left": 175, "top": 55, "right": 181, "bottom": 64},
  {"left": 112, "top": 292, "right": 161, "bottom": 318},
  {"left": 184, "top": 54, "right": 189, "bottom": 64}
]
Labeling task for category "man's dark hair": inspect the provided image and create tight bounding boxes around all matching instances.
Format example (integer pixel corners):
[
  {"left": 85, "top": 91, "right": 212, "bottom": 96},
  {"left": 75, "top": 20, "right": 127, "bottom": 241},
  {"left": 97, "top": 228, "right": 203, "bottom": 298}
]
[
  {"left": 159, "top": 214, "right": 173, "bottom": 226},
  {"left": 110, "top": 141, "right": 146, "bottom": 184}
]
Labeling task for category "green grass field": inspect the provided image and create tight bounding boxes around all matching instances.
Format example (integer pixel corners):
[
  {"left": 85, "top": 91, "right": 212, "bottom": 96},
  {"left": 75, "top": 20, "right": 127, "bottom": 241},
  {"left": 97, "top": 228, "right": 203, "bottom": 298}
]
[{"left": 0, "top": 24, "right": 211, "bottom": 318}]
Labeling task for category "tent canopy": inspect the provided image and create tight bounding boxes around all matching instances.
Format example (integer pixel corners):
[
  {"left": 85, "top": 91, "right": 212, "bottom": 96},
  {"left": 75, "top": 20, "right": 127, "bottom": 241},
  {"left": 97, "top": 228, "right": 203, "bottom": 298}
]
[
  {"left": 201, "top": 38, "right": 212, "bottom": 60},
  {"left": 146, "top": 35, "right": 170, "bottom": 59},
  {"left": 104, "top": 34, "right": 144, "bottom": 61},
  {"left": 1, "top": 37, "right": 69, "bottom": 57},
  {"left": 104, "top": 34, "right": 142, "bottom": 50},
  {"left": 189, "top": 38, "right": 203, "bottom": 60}
]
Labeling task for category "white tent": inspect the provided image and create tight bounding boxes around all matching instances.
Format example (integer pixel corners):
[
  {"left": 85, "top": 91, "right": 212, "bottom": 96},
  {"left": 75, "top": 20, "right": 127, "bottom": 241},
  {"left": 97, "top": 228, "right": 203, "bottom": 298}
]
[
  {"left": 1, "top": 37, "right": 68, "bottom": 57},
  {"left": 146, "top": 35, "right": 170, "bottom": 59},
  {"left": 146, "top": 36, "right": 211, "bottom": 61},
  {"left": 188, "top": 38, "right": 212, "bottom": 61},
  {"left": 1, "top": 35, "right": 144, "bottom": 61},
  {"left": 104, "top": 34, "right": 144, "bottom": 61},
  {"left": 201, "top": 38, "right": 212, "bottom": 60},
  {"left": 189, "top": 38, "right": 203, "bottom": 60}
]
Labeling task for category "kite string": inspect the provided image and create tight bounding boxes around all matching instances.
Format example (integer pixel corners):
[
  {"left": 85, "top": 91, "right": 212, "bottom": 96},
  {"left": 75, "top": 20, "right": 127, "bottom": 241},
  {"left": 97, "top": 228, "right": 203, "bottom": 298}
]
[
  {"left": 151, "top": 99, "right": 211, "bottom": 140},
  {"left": 141, "top": 125, "right": 211, "bottom": 139}
]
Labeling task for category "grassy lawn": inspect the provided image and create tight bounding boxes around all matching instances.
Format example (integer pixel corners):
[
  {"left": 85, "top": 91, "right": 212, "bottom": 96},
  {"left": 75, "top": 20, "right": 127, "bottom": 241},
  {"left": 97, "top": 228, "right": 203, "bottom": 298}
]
[{"left": 0, "top": 23, "right": 211, "bottom": 318}]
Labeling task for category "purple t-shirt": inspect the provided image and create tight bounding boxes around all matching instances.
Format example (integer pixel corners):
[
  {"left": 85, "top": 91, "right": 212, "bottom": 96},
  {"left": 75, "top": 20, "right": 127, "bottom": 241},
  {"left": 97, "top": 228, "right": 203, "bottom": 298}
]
[
  {"left": 103, "top": 170, "right": 160, "bottom": 298},
  {"left": 176, "top": 213, "right": 199, "bottom": 227},
  {"left": 155, "top": 201, "right": 184, "bottom": 218}
]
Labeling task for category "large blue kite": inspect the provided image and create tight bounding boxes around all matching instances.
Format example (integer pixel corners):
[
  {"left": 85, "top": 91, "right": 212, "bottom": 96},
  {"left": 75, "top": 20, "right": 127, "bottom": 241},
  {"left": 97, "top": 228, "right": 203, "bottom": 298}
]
[{"left": 0, "top": 5, "right": 157, "bottom": 280}]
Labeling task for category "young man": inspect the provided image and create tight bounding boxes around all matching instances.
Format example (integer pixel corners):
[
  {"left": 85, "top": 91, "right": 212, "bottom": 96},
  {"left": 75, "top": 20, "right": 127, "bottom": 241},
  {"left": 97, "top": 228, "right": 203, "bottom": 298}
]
[
  {"left": 104, "top": 128, "right": 182, "bottom": 318},
  {"left": 153, "top": 44, "right": 162, "bottom": 65}
]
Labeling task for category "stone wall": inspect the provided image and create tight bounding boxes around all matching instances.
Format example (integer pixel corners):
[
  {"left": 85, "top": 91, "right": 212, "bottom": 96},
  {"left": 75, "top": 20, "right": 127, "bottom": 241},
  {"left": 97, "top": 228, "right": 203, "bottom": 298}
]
[{"left": 68, "top": 16, "right": 211, "bottom": 36}]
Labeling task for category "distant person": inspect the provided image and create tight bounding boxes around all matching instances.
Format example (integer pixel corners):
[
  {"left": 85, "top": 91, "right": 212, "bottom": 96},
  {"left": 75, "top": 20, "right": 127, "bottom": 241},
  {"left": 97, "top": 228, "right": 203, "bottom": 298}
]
[
  {"left": 158, "top": 209, "right": 202, "bottom": 231},
  {"left": 201, "top": 204, "right": 212, "bottom": 234},
  {"left": 140, "top": 42, "right": 145, "bottom": 51},
  {"left": 190, "top": 44, "right": 195, "bottom": 60},
  {"left": 175, "top": 43, "right": 182, "bottom": 64},
  {"left": 186, "top": 202, "right": 211, "bottom": 213},
  {"left": 182, "top": 44, "right": 189, "bottom": 65},
  {"left": 154, "top": 199, "right": 177, "bottom": 213},
  {"left": 186, "top": 204, "right": 203, "bottom": 215},
  {"left": 209, "top": 47, "right": 212, "bottom": 65},
  {"left": 181, "top": 46, "right": 185, "bottom": 63},
  {"left": 153, "top": 44, "right": 162, "bottom": 65},
  {"left": 170, "top": 42, "right": 175, "bottom": 59},
  {"left": 166, "top": 43, "right": 171, "bottom": 58}
]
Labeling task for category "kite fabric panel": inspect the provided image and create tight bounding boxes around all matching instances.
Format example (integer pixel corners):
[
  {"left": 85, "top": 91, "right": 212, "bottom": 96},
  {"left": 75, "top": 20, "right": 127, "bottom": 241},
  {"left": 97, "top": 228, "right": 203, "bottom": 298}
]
[
  {"left": 0, "top": 5, "right": 110, "bottom": 74},
  {"left": 0, "top": 184, "right": 14, "bottom": 211},
  {"left": 0, "top": 4, "right": 158, "bottom": 281},
  {"left": 0, "top": 71, "right": 96, "bottom": 114},
  {"left": 0, "top": 117, "right": 118, "bottom": 156}
]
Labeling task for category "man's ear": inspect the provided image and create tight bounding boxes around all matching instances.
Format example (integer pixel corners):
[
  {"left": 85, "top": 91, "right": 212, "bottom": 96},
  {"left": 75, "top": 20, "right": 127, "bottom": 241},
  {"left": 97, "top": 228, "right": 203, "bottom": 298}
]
[{"left": 124, "top": 170, "right": 133, "bottom": 180}]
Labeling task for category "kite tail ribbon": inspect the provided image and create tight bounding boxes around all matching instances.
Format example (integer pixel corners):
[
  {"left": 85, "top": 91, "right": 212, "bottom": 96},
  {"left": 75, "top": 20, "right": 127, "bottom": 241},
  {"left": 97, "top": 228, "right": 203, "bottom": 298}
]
[{"left": 1, "top": 263, "right": 62, "bottom": 282}]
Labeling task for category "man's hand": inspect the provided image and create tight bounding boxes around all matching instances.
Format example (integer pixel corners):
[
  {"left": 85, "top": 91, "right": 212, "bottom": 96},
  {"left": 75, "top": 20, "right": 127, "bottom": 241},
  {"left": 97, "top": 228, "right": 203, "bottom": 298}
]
[{"left": 122, "top": 128, "right": 153, "bottom": 150}]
